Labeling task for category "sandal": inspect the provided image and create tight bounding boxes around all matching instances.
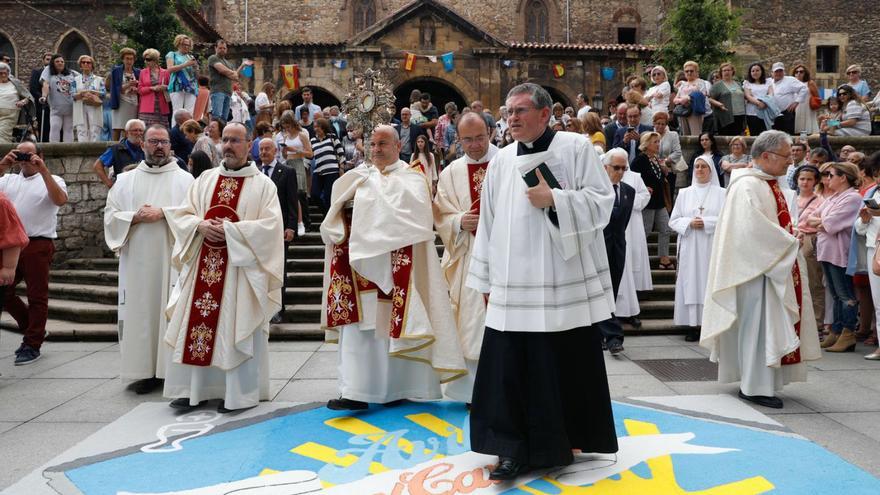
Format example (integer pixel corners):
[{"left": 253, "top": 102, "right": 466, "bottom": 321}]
[{"left": 659, "top": 259, "right": 676, "bottom": 270}]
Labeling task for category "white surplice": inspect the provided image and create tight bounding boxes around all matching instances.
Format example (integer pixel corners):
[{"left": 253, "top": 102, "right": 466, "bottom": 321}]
[
  {"left": 615, "top": 170, "right": 651, "bottom": 317},
  {"left": 467, "top": 131, "right": 616, "bottom": 332},
  {"left": 162, "top": 163, "right": 285, "bottom": 409},
  {"left": 104, "top": 161, "right": 193, "bottom": 381},
  {"left": 321, "top": 160, "right": 467, "bottom": 403},
  {"left": 434, "top": 146, "right": 498, "bottom": 402},
  {"left": 668, "top": 181, "right": 725, "bottom": 326},
  {"left": 701, "top": 167, "right": 821, "bottom": 396}
]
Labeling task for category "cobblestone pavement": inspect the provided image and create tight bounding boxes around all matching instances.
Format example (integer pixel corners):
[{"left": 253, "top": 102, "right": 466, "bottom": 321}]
[{"left": 1, "top": 330, "right": 879, "bottom": 489}]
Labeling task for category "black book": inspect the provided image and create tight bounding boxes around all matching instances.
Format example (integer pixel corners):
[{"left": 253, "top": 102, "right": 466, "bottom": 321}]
[{"left": 521, "top": 162, "right": 561, "bottom": 189}]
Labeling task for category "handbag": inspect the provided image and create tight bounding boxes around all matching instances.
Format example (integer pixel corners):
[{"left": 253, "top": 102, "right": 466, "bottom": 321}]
[
  {"left": 672, "top": 104, "right": 691, "bottom": 117},
  {"left": 809, "top": 96, "right": 822, "bottom": 110}
]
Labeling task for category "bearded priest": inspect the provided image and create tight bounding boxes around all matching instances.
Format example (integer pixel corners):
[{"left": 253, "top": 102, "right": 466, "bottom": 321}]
[
  {"left": 321, "top": 124, "right": 466, "bottom": 411},
  {"left": 162, "top": 122, "right": 285, "bottom": 413}
]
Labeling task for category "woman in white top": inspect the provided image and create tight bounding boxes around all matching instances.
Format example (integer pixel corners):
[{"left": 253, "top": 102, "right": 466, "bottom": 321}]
[
  {"left": 824, "top": 84, "right": 871, "bottom": 136},
  {"left": 275, "top": 109, "right": 313, "bottom": 236},
  {"left": 229, "top": 85, "right": 251, "bottom": 126},
  {"left": 743, "top": 63, "right": 774, "bottom": 136},
  {"left": 646, "top": 65, "right": 671, "bottom": 118},
  {"left": 0, "top": 63, "right": 32, "bottom": 143},
  {"left": 672, "top": 60, "right": 709, "bottom": 136},
  {"left": 856, "top": 155, "right": 880, "bottom": 359},
  {"left": 71, "top": 55, "right": 105, "bottom": 143},
  {"left": 669, "top": 156, "right": 726, "bottom": 341},
  {"left": 254, "top": 82, "right": 275, "bottom": 126}
]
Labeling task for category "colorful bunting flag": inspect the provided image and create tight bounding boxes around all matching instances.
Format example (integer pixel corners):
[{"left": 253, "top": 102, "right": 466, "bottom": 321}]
[
  {"left": 502, "top": 60, "right": 514, "bottom": 68},
  {"left": 404, "top": 52, "right": 416, "bottom": 71},
  {"left": 553, "top": 63, "right": 565, "bottom": 78},
  {"left": 426, "top": 55, "right": 438, "bottom": 63},
  {"left": 441, "top": 52, "right": 454, "bottom": 72},
  {"left": 332, "top": 59, "right": 347, "bottom": 69},
  {"left": 281, "top": 64, "right": 300, "bottom": 90}
]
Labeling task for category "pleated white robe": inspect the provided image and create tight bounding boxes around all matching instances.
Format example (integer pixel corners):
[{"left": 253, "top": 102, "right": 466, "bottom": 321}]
[
  {"left": 615, "top": 171, "right": 651, "bottom": 317},
  {"left": 668, "top": 182, "right": 725, "bottom": 326},
  {"left": 321, "top": 161, "right": 467, "bottom": 404},
  {"left": 162, "top": 163, "right": 285, "bottom": 409},
  {"left": 701, "top": 168, "right": 821, "bottom": 396},
  {"left": 104, "top": 161, "right": 193, "bottom": 381},
  {"left": 434, "top": 146, "right": 497, "bottom": 402}
]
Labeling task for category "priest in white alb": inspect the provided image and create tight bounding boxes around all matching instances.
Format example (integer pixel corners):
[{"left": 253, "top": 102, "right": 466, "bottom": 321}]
[
  {"left": 467, "top": 84, "right": 618, "bottom": 480},
  {"left": 615, "top": 165, "right": 652, "bottom": 326},
  {"left": 434, "top": 112, "right": 498, "bottom": 403},
  {"left": 104, "top": 123, "right": 193, "bottom": 394},
  {"left": 701, "top": 130, "right": 821, "bottom": 410},
  {"left": 669, "top": 156, "right": 725, "bottom": 342},
  {"left": 321, "top": 124, "right": 466, "bottom": 411},
  {"left": 162, "top": 122, "right": 285, "bottom": 413}
]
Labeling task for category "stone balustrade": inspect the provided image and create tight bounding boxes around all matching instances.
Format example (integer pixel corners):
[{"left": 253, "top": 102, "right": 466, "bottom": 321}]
[{"left": 2, "top": 136, "right": 880, "bottom": 263}]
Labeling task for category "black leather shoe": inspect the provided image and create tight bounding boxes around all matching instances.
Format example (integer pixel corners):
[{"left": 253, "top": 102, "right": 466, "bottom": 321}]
[
  {"left": 623, "top": 316, "right": 642, "bottom": 328},
  {"left": 684, "top": 328, "right": 700, "bottom": 342},
  {"left": 327, "top": 398, "right": 369, "bottom": 410},
  {"left": 738, "top": 390, "right": 783, "bottom": 409},
  {"left": 169, "top": 398, "right": 207, "bottom": 410},
  {"left": 130, "top": 377, "right": 163, "bottom": 395},
  {"left": 608, "top": 341, "right": 624, "bottom": 356},
  {"left": 270, "top": 312, "right": 283, "bottom": 324},
  {"left": 489, "top": 457, "right": 530, "bottom": 481},
  {"left": 218, "top": 401, "right": 257, "bottom": 414}
]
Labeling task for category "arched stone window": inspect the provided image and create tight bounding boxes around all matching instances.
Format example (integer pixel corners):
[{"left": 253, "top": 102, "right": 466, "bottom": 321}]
[
  {"left": 419, "top": 16, "right": 436, "bottom": 50},
  {"left": 612, "top": 7, "right": 641, "bottom": 44},
  {"left": 58, "top": 30, "right": 90, "bottom": 69},
  {"left": 525, "top": 0, "right": 549, "bottom": 43},
  {"left": 0, "top": 32, "right": 14, "bottom": 74},
  {"left": 354, "top": 0, "right": 376, "bottom": 33}
]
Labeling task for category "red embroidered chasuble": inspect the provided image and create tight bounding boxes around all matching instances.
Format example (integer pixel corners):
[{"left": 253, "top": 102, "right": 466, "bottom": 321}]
[
  {"left": 181, "top": 176, "right": 246, "bottom": 366},
  {"left": 768, "top": 179, "right": 803, "bottom": 365},
  {"left": 326, "top": 209, "right": 415, "bottom": 338},
  {"left": 466, "top": 162, "right": 489, "bottom": 215}
]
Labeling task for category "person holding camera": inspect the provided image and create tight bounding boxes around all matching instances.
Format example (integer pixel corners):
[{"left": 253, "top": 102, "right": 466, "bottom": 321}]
[
  {"left": 612, "top": 104, "right": 653, "bottom": 162},
  {"left": 71, "top": 55, "right": 105, "bottom": 143},
  {"left": 0, "top": 141, "right": 68, "bottom": 365}
]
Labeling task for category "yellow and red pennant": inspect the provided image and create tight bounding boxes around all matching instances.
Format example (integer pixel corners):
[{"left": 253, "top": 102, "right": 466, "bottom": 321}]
[
  {"left": 404, "top": 52, "right": 416, "bottom": 71},
  {"left": 553, "top": 63, "right": 565, "bottom": 78},
  {"left": 281, "top": 64, "right": 300, "bottom": 90}
]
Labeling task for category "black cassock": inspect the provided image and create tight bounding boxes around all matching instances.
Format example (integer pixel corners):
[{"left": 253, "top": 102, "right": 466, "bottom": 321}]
[{"left": 469, "top": 128, "right": 618, "bottom": 468}]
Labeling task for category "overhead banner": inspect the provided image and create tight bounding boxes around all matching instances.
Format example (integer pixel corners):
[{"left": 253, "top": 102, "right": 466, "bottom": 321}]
[
  {"left": 281, "top": 64, "right": 300, "bottom": 90},
  {"left": 553, "top": 63, "right": 565, "bottom": 78},
  {"left": 441, "top": 52, "right": 454, "bottom": 72},
  {"left": 403, "top": 52, "right": 416, "bottom": 71}
]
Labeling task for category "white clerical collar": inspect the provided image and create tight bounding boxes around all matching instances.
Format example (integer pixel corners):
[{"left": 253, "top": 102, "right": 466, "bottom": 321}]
[
  {"left": 137, "top": 160, "right": 178, "bottom": 174},
  {"left": 220, "top": 161, "right": 259, "bottom": 177}
]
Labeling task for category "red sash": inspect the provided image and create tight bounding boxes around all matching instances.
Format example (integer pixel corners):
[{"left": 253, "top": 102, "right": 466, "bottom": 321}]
[
  {"left": 768, "top": 180, "right": 803, "bottom": 365},
  {"left": 412, "top": 161, "right": 426, "bottom": 175},
  {"left": 466, "top": 162, "right": 489, "bottom": 215},
  {"left": 181, "top": 176, "right": 246, "bottom": 366},
  {"left": 326, "top": 210, "right": 415, "bottom": 338}
]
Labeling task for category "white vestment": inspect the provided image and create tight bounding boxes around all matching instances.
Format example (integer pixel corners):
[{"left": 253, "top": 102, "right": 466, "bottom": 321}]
[
  {"left": 668, "top": 181, "right": 725, "bottom": 327},
  {"left": 321, "top": 161, "right": 466, "bottom": 403},
  {"left": 467, "top": 131, "right": 616, "bottom": 332},
  {"left": 163, "top": 163, "right": 285, "bottom": 409},
  {"left": 104, "top": 161, "right": 193, "bottom": 380},
  {"left": 701, "top": 167, "right": 821, "bottom": 396},
  {"left": 615, "top": 170, "right": 651, "bottom": 317},
  {"left": 434, "top": 145, "right": 498, "bottom": 402}
]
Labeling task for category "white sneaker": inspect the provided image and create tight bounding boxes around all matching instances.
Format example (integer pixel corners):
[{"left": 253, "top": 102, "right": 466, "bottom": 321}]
[{"left": 297, "top": 223, "right": 306, "bottom": 236}]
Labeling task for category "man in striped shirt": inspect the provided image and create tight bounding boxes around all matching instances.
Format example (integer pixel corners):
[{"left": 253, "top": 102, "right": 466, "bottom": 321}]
[{"left": 311, "top": 118, "right": 344, "bottom": 213}]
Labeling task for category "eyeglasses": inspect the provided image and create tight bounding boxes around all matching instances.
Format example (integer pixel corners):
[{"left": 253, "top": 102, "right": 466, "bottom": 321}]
[
  {"left": 146, "top": 139, "right": 170, "bottom": 146},
  {"left": 80, "top": 61, "right": 93, "bottom": 65},
  {"left": 838, "top": 91, "right": 850, "bottom": 97},
  {"left": 684, "top": 69, "right": 695, "bottom": 73},
  {"left": 508, "top": 106, "right": 537, "bottom": 117},
  {"left": 609, "top": 166, "right": 627, "bottom": 171},
  {"left": 794, "top": 70, "right": 805, "bottom": 74},
  {"left": 767, "top": 151, "right": 792, "bottom": 160},
  {"left": 820, "top": 172, "right": 832, "bottom": 177}
]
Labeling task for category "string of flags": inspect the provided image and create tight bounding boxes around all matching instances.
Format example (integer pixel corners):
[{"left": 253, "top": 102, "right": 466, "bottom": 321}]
[{"left": 401, "top": 51, "right": 456, "bottom": 72}]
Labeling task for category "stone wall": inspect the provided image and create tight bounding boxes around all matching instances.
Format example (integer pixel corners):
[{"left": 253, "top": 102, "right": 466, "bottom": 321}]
[
  {"left": 0, "top": 142, "right": 111, "bottom": 263},
  {"left": 0, "top": 0, "right": 132, "bottom": 77}
]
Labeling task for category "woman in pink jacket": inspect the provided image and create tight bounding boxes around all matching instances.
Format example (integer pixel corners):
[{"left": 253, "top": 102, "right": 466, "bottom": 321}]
[{"left": 138, "top": 48, "right": 171, "bottom": 129}]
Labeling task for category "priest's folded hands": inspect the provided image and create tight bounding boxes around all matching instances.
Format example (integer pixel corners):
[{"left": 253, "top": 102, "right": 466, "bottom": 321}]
[
  {"left": 197, "top": 218, "right": 226, "bottom": 243},
  {"left": 526, "top": 168, "right": 555, "bottom": 208}
]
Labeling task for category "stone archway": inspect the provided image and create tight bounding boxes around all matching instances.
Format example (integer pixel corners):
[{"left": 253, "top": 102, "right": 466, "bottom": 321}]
[
  {"left": 541, "top": 84, "right": 572, "bottom": 108},
  {"left": 281, "top": 86, "right": 343, "bottom": 111},
  {"left": 392, "top": 76, "right": 468, "bottom": 118},
  {"left": 55, "top": 28, "right": 92, "bottom": 70},
  {"left": 0, "top": 31, "right": 18, "bottom": 76}
]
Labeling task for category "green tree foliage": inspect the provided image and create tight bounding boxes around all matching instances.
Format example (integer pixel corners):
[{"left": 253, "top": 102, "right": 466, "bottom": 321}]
[
  {"left": 656, "top": 0, "right": 741, "bottom": 76},
  {"left": 107, "top": 0, "right": 199, "bottom": 63}
]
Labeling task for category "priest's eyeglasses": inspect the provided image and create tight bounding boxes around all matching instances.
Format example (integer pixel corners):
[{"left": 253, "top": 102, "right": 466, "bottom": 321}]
[
  {"left": 146, "top": 139, "right": 170, "bottom": 146},
  {"left": 766, "top": 150, "right": 791, "bottom": 161},
  {"left": 508, "top": 106, "right": 538, "bottom": 117}
]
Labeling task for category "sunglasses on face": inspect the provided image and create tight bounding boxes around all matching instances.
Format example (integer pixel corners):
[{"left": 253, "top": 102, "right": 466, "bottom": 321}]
[
  {"left": 838, "top": 91, "right": 849, "bottom": 96},
  {"left": 610, "top": 165, "right": 627, "bottom": 171},
  {"left": 795, "top": 70, "right": 805, "bottom": 74}
]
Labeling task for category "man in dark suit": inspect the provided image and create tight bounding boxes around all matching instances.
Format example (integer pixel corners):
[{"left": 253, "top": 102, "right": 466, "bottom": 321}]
[
  {"left": 28, "top": 52, "right": 52, "bottom": 142},
  {"left": 598, "top": 148, "right": 635, "bottom": 355},
  {"left": 603, "top": 102, "right": 628, "bottom": 148},
  {"left": 612, "top": 105, "right": 653, "bottom": 162},
  {"left": 258, "top": 138, "right": 298, "bottom": 324}
]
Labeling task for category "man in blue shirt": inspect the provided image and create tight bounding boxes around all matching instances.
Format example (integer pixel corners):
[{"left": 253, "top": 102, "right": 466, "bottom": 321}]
[{"left": 93, "top": 119, "right": 145, "bottom": 188}]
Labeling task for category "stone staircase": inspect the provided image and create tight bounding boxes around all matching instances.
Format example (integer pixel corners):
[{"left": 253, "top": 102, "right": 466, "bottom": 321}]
[{"left": 4, "top": 206, "right": 685, "bottom": 339}]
